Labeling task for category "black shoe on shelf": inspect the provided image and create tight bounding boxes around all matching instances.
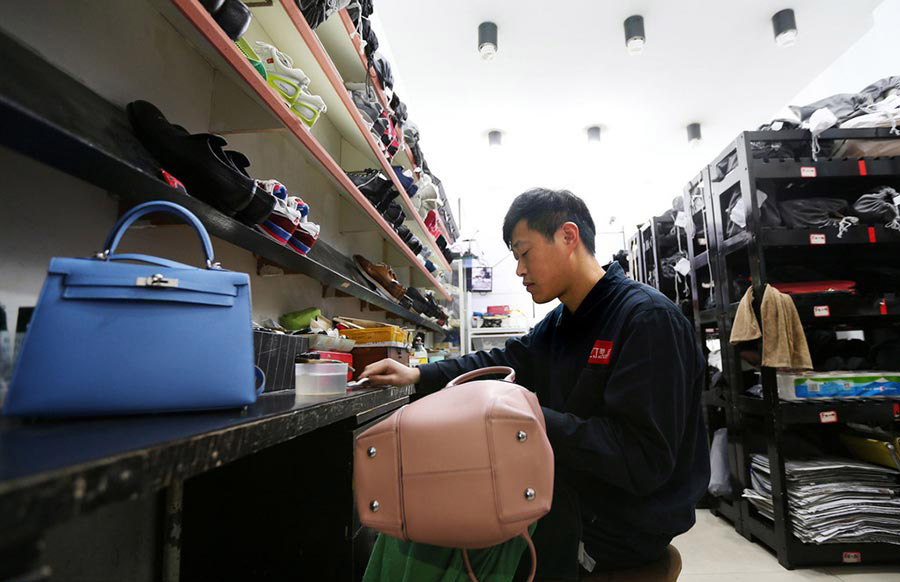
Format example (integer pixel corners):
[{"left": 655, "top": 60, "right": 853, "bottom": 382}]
[
  {"left": 207, "top": 0, "right": 252, "bottom": 41},
  {"left": 347, "top": 169, "right": 397, "bottom": 212},
  {"left": 404, "top": 287, "right": 430, "bottom": 315},
  {"left": 223, "top": 150, "right": 276, "bottom": 226},
  {"left": 406, "top": 234, "right": 422, "bottom": 256},
  {"left": 422, "top": 290, "right": 448, "bottom": 324},
  {"left": 396, "top": 224, "right": 414, "bottom": 244},
  {"left": 127, "top": 100, "right": 258, "bottom": 218},
  {"left": 382, "top": 201, "right": 406, "bottom": 228}
]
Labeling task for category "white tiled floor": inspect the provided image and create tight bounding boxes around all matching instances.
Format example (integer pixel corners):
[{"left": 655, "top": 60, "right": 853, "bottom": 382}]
[{"left": 672, "top": 511, "right": 900, "bottom": 581}]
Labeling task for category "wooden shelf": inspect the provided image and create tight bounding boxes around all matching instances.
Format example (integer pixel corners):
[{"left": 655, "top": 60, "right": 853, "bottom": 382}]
[
  {"left": 269, "top": 3, "right": 452, "bottom": 273},
  {"left": 0, "top": 27, "right": 444, "bottom": 332},
  {"left": 164, "top": 0, "right": 450, "bottom": 297}
]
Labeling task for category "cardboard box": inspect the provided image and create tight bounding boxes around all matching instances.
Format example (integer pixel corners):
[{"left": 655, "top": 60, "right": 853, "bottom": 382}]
[{"left": 352, "top": 346, "right": 409, "bottom": 381}]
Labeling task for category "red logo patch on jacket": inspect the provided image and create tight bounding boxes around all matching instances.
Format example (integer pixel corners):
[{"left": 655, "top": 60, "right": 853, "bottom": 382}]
[{"left": 588, "top": 340, "right": 613, "bottom": 365}]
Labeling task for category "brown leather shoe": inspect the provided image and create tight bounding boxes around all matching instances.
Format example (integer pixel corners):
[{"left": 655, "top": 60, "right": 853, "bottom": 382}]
[{"left": 354, "top": 255, "right": 407, "bottom": 302}]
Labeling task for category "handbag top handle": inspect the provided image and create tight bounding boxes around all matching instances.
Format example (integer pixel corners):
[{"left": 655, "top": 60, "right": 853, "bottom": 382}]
[
  {"left": 446, "top": 366, "right": 516, "bottom": 387},
  {"left": 101, "top": 201, "right": 218, "bottom": 269}
]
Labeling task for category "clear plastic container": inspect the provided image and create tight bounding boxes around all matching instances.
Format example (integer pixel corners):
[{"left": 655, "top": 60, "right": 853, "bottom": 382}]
[{"left": 295, "top": 362, "right": 348, "bottom": 396}]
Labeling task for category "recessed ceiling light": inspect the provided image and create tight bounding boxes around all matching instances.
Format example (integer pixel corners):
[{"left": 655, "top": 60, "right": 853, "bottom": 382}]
[
  {"left": 687, "top": 123, "right": 702, "bottom": 148},
  {"left": 488, "top": 130, "right": 502, "bottom": 147},
  {"left": 624, "top": 15, "right": 645, "bottom": 55},
  {"left": 478, "top": 22, "right": 498, "bottom": 61},
  {"left": 587, "top": 126, "right": 602, "bottom": 145},
  {"left": 772, "top": 9, "right": 798, "bottom": 48}
]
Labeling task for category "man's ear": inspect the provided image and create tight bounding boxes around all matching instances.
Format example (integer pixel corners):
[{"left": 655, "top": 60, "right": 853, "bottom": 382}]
[{"left": 559, "top": 222, "right": 580, "bottom": 250}]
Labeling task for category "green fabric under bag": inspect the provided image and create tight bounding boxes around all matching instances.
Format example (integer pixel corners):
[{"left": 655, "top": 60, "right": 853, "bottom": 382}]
[{"left": 363, "top": 523, "right": 538, "bottom": 582}]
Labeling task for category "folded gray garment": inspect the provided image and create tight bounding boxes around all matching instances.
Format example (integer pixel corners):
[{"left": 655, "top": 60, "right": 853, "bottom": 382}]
[{"left": 791, "top": 76, "right": 900, "bottom": 123}]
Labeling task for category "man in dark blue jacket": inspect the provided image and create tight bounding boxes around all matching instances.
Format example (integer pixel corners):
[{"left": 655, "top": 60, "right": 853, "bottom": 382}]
[{"left": 361, "top": 188, "right": 709, "bottom": 580}]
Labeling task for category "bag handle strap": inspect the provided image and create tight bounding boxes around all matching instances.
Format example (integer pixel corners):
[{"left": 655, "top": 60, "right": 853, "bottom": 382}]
[
  {"left": 446, "top": 366, "right": 515, "bottom": 387},
  {"left": 255, "top": 367, "right": 266, "bottom": 396},
  {"left": 104, "top": 253, "right": 195, "bottom": 270},
  {"left": 101, "top": 201, "right": 218, "bottom": 269},
  {"left": 462, "top": 531, "right": 537, "bottom": 582}
]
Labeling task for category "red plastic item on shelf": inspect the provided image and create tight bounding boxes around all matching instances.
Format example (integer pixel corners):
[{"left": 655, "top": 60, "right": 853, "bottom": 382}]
[
  {"left": 424, "top": 210, "right": 441, "bottom": 239},
  {"left": 770, "top": 281, "right": 856, "bottom": 295},
  {"left": 487, "top": 305, "right": 511, "bottom": 315},
  {"left": 311, "top": 350, "right": 353, "bottom": 380}
]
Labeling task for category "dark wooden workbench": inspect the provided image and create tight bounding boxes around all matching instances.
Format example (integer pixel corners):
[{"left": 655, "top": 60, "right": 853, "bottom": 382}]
[{"left": 0, "top": 385, "right": 413, "bottom": 581}]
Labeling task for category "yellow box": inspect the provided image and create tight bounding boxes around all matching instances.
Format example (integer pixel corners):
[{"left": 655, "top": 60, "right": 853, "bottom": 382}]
[{"left": 340, "top": 326, "right": 411, "bottom": 345}]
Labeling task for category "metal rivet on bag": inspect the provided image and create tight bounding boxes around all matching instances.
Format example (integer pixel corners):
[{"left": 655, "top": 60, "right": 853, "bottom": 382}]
[
  {"left": 516, "top": 431, "right": 527, "bottom": 442},
  {"left": 368, "top": 447, "right": 377, "bottom": 458},
  {"left": 370, "top": 500, "right": 380, "bottom": 512},
  {"left": 524, "top": 488, "right": 536, "bottom": 501}
]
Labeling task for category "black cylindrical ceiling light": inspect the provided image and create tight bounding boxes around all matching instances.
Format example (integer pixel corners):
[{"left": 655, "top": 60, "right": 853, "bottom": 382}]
[
  {"left": 624, "top": 15, "right": 645, "bottom": 55},
  {"left": 587, "top": 125, "right": 602, "bottom": 145},
  {"left": 478, "top": 22, "right": 498, "bottom": 61},
  {"left": 687, "top": 123, "right": 702, "bottom": 147},
  {"left": 488, "top": 130, "right": 502, "bottom": 147},
  {"left": 772, "top": 9, "right": 798, "bottom": 47}
]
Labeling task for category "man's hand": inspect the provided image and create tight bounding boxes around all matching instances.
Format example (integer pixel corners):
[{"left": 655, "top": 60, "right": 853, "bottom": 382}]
[{"left": 360, "top": 358, "right": 421, "bottom": 387}]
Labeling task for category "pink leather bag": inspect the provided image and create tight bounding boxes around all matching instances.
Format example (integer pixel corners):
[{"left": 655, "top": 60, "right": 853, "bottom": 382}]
[{"left": 354, "top": 367, "right": 554, "bottom": 582}]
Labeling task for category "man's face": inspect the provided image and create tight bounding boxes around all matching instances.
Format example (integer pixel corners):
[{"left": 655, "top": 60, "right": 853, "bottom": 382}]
[{"left": 510, "top": 219, "right": 571, "bottom": 304}]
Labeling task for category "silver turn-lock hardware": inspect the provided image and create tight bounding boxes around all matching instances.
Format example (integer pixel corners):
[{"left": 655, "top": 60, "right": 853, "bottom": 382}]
[
  {"left": 524, "top": 488, "right": 536, "bottom": 501},
  {"left": 367, "top": 447, "right": 377, "bottom": 458},
  {"left": 370, "top": 500, "right": 380, "bottom": 512},
  {"left": 136, "top": 274, "right": 179, "bottom": 288},
  {"left": 516, "top": 431, "right": 527, "bottom": 442}
]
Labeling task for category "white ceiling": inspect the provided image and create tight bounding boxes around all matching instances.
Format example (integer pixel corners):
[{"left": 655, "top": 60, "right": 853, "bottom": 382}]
[{"left": 371, "top": 0, "right": 881, "bottom": 261}]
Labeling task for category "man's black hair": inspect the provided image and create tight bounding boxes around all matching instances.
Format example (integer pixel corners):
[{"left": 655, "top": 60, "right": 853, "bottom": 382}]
[{"left": 502, "top": 188, "right": 596, "bottom": 255}]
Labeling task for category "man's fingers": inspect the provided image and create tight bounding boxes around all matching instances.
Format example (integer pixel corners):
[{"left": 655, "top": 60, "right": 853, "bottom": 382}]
[
  {"left": 366, "top": 374, "right": 396, "bottom": 386},
  {"left": 361, "top": 361, "right": 387, "bottom": 378}
]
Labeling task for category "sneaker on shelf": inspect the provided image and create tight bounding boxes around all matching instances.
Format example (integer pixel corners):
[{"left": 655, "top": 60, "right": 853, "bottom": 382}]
[
  {"left": 347, "top": 169, "right": 397, "bottom": 212},
  {"left": 235, "top": 37, "right": 267, "bottom": 80},
  {"left": 424, "top": 210, "right": 441, "bottom": 239},
  {"left": 382, "top": 201, "right": 406, "bottom": 228},
  {"left": 396, "top": 224, "right": 414, "bottom": 244},
  {"left": 285, "top": 196, "right": 319, "bottom": 255},
  {"left": 226, "top": 151, "right": 276, "bottom": 225},
  {"left": 391, "top": 165, "right": 417, "bottom": 196},
  {"left": 404, "top": 287, "right": 430, "bottom": 315},
  {"left": 256, "top": 41, "right": 327, "bottom": 128},
  {"left": 353, "top": 255, "right": 408, "bottom": 304},
  {"left": 255, "top": 180, "right": 301, "bottom": 245},
  {"left": 422, "top": 290, "right": 448, "bottom": 325},
  {"left": 289, "top": 220, "right": 319, "bottom": 255},
  {"left": 413, "top": 173, "right": 441, "bottom": 217},
  {"left": 405, "top": 234, "right": 422, "bottom": 256},
  {"left": 204, "top": 0, "right": 251, "bottom": 41},
  {"left": 403, "top": 122, "right": 420, "bottom": 149}
]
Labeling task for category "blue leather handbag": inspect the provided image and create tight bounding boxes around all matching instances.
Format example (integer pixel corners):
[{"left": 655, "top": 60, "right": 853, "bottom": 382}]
[{"left": 5, "top": 201, "right": 263, "bottom": 417}]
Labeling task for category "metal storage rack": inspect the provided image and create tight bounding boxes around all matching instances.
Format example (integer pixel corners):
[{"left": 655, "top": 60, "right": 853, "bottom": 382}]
[
  {"left": 682, "top": 169, "right": 745, "bottom": 530},
  {"left": 701, "top": 128, "right": 900, "bottom": 568}
]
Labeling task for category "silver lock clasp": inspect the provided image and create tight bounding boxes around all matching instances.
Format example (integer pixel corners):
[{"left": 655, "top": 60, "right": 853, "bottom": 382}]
[{"left": 136, "top": 274, "right": 179, "bottom": 288}]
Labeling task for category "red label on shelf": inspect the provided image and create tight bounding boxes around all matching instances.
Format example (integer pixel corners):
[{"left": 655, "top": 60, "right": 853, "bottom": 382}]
[
  {"left": 820, "top": 411, "right": 838, "bottom": 424},
  {"left": 814, "top": 305, "right": 831, "bottom": 318},
  {"left": 801, "top": 166, "right": 817, "bottom": 178},
  {"left": 869, "top": 226, "right": 877, "bottom": 243},
  {"left": 880, "top": 298, "right": 888, "bottom": 315},
  {"left": 809, "top": 233, "right": 827, "bottom": 245},
  {"left": 893, "top": 403, "right": 900, "bottom": 419},
  {"left": 842, "top": 552, "right": 861, "bottom": 563},
  {"left": 858, "top": 160, "right": 868, "bottom": 176}
]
